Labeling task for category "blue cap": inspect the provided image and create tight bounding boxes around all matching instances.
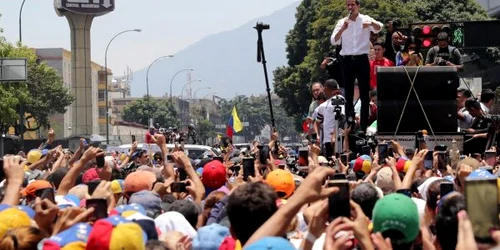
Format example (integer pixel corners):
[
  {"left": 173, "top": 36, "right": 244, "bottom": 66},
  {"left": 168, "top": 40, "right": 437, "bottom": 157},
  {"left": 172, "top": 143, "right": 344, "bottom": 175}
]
[
  {"left": 245, "top": 237, "right": 295, "bottom": 250},
  {"left": 468, "top": 169, "right": 495, "bottom": 179}
]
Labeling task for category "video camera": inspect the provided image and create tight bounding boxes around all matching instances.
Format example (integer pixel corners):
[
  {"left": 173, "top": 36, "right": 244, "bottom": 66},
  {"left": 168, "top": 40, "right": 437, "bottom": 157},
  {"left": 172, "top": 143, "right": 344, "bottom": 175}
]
[{"left": 355, "top": 131, "right": 377, "bottom": 148}]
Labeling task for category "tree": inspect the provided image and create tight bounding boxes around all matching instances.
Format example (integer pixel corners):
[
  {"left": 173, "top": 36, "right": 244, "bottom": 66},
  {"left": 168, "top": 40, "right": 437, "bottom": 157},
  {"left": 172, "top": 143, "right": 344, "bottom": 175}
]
[
  {"left": 0, "top": 41, "right": 74, "bottom": 133},
  {"left": 274, "top": 0, "right": 496, "bottom": 129},
  {"left": 122, "top": 97, "right": 178, "bottom": 128},
  {"left": 197, "top": 119, "right": 216, "bottom": 145}
]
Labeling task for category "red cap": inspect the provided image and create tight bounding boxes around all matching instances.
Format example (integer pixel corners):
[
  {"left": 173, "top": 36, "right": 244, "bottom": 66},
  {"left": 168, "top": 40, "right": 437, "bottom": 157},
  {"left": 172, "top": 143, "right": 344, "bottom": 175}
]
[{"left": 202, "top": 160, "right": 227, "bottom": 189}]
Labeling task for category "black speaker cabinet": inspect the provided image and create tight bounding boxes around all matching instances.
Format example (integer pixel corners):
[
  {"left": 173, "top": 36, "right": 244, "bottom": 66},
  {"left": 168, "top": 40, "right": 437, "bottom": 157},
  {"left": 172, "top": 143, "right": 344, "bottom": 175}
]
[{"left": 377, "top": 66, "right": 459, "bottom": 133}]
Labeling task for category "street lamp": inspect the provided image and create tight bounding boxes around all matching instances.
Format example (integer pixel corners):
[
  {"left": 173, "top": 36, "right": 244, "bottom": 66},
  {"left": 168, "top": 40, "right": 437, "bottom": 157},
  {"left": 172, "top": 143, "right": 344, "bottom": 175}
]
[
  {"left": 180, "top": 79, "right": 202, "bottom": 99},
  {"left": 19, "top": 0, "right": 27, "bottom": 43},
  {"left": 146, "top": 55, "right": 174, "bottom": 100},
  {"left": 193, "top": 87, "right": 212, "bottom": 100},
  {"left": 170, "top": 68, "right": 194, "bottom": 103},
  {"left": 202, "top": 92, "right": 218, "bottom": 99},
  {"left": 104, "top": 28, "right": 141, "bottom": 145}
]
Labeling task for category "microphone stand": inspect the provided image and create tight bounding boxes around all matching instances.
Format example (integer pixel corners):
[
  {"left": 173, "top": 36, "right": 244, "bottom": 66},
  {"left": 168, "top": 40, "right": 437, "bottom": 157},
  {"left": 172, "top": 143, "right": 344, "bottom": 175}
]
[{"left": 255, "top": 22, "right": 280, "bottom": 152}]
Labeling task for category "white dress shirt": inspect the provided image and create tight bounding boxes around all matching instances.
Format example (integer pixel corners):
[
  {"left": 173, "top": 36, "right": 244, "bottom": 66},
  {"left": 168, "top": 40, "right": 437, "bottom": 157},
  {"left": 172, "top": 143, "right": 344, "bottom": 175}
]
[
  {"left": 316, "top": 95, "right": 346, "bottom": 144},
  {"left": 331, "top": 13, "right": 383, "bottom": 56}
]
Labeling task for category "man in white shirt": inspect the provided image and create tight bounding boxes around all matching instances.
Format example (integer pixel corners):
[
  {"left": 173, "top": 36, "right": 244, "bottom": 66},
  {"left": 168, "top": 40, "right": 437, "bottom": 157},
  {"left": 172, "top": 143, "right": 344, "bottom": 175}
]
[
  {"left": 331, "top": 0, "right": 383, "bottom": 133},
  {"left": 315, "top": 79, "right": 345, "bottom": 158},
  {"left": 457, "top": 88, "right": 473, "bottom": 131},
  {"left": 480, "top": 88, "right": 495, "bottom": 114}
]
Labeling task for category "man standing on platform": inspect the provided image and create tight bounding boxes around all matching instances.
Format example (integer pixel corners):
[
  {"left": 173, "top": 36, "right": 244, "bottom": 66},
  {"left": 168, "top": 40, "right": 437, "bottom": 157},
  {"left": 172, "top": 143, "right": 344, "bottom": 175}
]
[{"left": 331, "top": 0, "right": 383, "bottom": 132}]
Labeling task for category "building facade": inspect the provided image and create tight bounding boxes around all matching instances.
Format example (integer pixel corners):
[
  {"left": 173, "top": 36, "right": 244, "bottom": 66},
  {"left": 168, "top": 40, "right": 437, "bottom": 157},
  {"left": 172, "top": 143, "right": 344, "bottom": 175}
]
[
  {"left": 36, "top": 48, "right": 110, "bottom": 138},
  {"left": 476, "top": 0, "right": 500, "bottom": 17}
]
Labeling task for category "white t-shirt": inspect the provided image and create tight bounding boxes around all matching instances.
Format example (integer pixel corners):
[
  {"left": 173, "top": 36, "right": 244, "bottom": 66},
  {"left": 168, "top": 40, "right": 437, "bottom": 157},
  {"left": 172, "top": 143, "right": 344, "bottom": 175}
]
[
  {"left": 316, "top": 95, "right": 346, "bottom": 144},
  {"left": 480, "top": 102, "right": 490, "bottom": 114},
  {"left": 458, "top": 107, "right": 474, "bottom": 130}
]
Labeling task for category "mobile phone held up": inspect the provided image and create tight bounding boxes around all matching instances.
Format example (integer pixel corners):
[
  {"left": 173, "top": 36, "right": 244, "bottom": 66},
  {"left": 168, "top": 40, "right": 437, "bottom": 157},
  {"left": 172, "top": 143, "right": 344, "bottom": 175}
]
[
  {"left": 378, "top": 143, "right": 388, "bottom": 164},
  {"left": 86, "top": 198, "right": 108, "bottom": 221},
  {"left": 298, "top": 147, "right": 309, "bottom": 167},
  {"left": 424, "top": 150, "right": 434, "bottom": 170},
  {"left": 465, "top": 178, "right": 499, "bottom": 243},
  {"left": 327, "top": 180, "right": 350, "bottom": 221},
  {"left": 171, "top": 182, "right": 188, "bottom": 193},
  {"left": 242, "top": 157, "right": 255, "bottom": 181}
]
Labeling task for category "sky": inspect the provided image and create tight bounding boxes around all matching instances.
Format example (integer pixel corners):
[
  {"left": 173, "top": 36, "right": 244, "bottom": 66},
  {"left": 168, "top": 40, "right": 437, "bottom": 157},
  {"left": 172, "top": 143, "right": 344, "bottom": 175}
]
[{"left": 0, "top": 0, "right": 299, "bottom": 76}]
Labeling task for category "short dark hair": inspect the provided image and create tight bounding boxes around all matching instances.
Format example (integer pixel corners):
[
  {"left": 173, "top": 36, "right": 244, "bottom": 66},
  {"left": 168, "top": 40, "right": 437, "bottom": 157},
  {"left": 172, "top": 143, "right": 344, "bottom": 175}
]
[
  {"left": 324, "top": 79, "right": 339, "bottom": 90},
  {"left": 435, "top": 193, "right": 466, "bottom": 250},
  {"left": 437, "top": 32, "right": 449, "bottom": 41},
  {"left": 145, "top": 240, "right": 169, "bottom": 250},
  {"left": 465, "top": 98, "right": 481, "bottom": 110},
  {"left": 457, "top": 88, "right": 472, "bottom": 98},
  {"left": 481, "top": 88, "right": 495, "bottom": 103},
  {"left": 226, "top": 182, "right": 278, "bottom": 245},
  {"left": 311, "top": 82, "right": 323, "bottom": 90},
  {"left": 426, "top": 179, "right": 449, "bottom": 212},
  {"left": 373, "top": 39, "right": 385, "bottom": 48},
  {"left": 317, "top": 92, "right": 327, "bottom": 102},
  {"left": 351, "top": 183, "right": 380, "bottom": 219}
]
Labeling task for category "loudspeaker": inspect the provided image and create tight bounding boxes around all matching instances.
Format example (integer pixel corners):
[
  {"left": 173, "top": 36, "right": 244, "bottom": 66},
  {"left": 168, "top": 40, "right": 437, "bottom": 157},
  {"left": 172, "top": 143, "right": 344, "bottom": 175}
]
[{"left": 377, "top": 66, "right": 459, "bottom": 133}]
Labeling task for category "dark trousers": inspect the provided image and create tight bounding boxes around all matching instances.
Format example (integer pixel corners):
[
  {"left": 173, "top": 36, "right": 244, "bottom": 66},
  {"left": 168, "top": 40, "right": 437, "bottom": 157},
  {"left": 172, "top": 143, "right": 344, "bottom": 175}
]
[{"left": 341, "top": 54, "right": 371, "bottom": 132}]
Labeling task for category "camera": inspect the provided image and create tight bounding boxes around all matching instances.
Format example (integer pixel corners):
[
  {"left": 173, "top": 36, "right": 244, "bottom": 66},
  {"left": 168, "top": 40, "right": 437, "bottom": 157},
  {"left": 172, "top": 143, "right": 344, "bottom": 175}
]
[
  {"left": 436, "top": 57, "right": 447, "bottom": 66},
  {"left": 255, "top": 22, "right": 270, "bottom": 30}
]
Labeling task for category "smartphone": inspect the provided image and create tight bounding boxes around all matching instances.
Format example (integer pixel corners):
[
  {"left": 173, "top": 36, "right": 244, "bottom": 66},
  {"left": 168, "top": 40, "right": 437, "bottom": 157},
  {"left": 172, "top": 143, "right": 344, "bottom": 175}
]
[
  {"left": 229, "top": 165, "right": 241, "bottom": 176},
  {"left": 437, "top": 152, "right": 447, "bottom": 170},
  {"left": 434, "top": 144, "right": 447, "bottom": 152},
  {"left": 242, "top": 157, "right": 255, "bottom": 181},
  {"left": 35, "top": 188, "right": 55, "bottom": 203},
  {"left": 166, "top": 154, "right": 174, "bottom": 163},
  {"left": 258, "top": 145, "right": 270, "bottom": 164},
  {"left": 332, "top": 173, "right": 346, "bottom": 180},
  {"left": 171, "top": 182, "right": 187, "bottom": 193},
  {"left": 485, "top": 150, "right": 496, "bottom": 167},
  {"left": 465, "top": 178, "right": 499, "bottom": 243},
  {"left": 131, "top": 135, "right": 136, "bottom": 143},
  {"left": 96, "top": 154, "right": 105, "bottom": 168},
  {"left": 86, "top": 198, "right": 108, "bottom": 221},
  {"left": 87, "top": 180, "right": 101, "bottom": 196},
  {"left": 424, "top": 150, "right": 434, "bottom": 169},
  {"left": 311, "top": 133, "right": 318, "bottom": 144},
  {"left": 361, "top": 146, "right": 371, "bottom": 156},
  {"left": 378, "top": 143, "right": 389, "bottom": 164},
  {"left": 298, "top": 147, "right": 309, "bottom": 167},
  {"left": 396, "top": 189, "right": 412, "bottom": 198},
  {"left": 340, "top": 154, "right": 348, "bottom": 166},
  {"left": 440, "top": 182, "right": 454, "bottom": 197},
  {"left": 177, "top": 168, "right": 187, "bottom": 181},
  {"left": 328, "top": 180, "right": 350, "bottom": 221},
  {"left": 213, "top": 156, "right": 224, "bottom": 163},
  {"left": 0, "top": 158, "right": 4, "bottom": 181}
]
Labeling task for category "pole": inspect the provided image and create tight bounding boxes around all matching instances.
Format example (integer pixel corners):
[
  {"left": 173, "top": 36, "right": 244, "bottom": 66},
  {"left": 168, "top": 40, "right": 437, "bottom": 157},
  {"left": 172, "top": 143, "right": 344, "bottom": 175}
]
[
  {"left": 170, "top": 68, "right": 193, "bottom": 103},
  {"left": 104, "top": 29, "right": 141, "bottom": 145},
  {"left": 180, "top": 79, "right": 202, "bottom": 99},
  {"left": 19, "top": 0, "right": 26, "bottom": 43},
  {"left": 146, "top": 55, "right": 174, "bottom": 101},
  {"left": 254, "top": 22, "right": 275, "bottom": 128}
]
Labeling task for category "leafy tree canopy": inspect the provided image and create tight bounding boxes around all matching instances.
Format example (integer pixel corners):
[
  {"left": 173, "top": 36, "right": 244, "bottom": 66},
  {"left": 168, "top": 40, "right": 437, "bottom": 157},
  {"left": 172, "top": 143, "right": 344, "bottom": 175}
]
[
  {"left": 122, "top": 97, "right": 179, "bottom": 128},
  {"left": 274, "top": 0, "right": 496, "bottom": 129},
  {"left": 0, "top": 39, "right": 74, "bottom": 132}
]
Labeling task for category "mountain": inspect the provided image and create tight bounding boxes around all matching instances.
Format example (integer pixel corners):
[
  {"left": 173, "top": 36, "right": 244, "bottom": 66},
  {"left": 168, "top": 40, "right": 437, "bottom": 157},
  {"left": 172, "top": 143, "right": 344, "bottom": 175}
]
[{"left": 131, "top": 1, "right": 300, "bottom": 98}]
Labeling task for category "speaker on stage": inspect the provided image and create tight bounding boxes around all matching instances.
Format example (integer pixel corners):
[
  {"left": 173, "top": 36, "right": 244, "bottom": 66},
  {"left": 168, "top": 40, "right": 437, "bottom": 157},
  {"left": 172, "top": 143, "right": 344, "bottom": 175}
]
[{"left": 377, "top": 66, "right": 459, "bottom": 133}]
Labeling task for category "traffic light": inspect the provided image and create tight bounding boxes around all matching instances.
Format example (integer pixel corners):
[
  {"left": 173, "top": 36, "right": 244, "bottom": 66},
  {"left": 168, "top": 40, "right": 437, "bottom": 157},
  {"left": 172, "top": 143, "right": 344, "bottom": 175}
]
[{"left": 411, "top": 23, "right": 452, "bottom": 49}]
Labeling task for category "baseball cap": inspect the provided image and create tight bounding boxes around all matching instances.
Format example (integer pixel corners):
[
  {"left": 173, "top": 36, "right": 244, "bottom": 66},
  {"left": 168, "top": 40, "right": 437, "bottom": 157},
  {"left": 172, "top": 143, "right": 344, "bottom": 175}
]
[
  {"left": 202, "top": 160, "right": 227, "bottom": 189},
  {"left": 353, "top": 155, "right": 372, "bottom": 174},
  {"left": 124, "top": 170, "right": 157, "bottom": 194},
  {"left": 110, "top": 179, "right": 125, "bottom": 194},
  {"left": 27, "top": 149, "right": 42, "bottom": 164},
  {"left": 82, "top": 168, "right": 101, "bottom": 184},
  {"left": 266, "top": 169, "right": 295, "bottom": 198},
  {"left": 21, "top": 180, "right": 52, "bottom": 197},
  {"left": 110, "top": 204, "right": 147, "bottom": 217},
  {"left": 192, "top": 223, "right": 230, "bottom": 250},
  {"left": 124, "top": 211, "right": 159, "bottom": 241},
  {"left": 0, "top": 208, "right": 32, "bottom": 238},
  {"left": 372, "top": 193, "right": 419, "bottom": 244},
  {"left": 42, "top": 223, "right": 92, "bottom": 250},
  {"left": 245, "top": 236, "right": 295, "bottom": 250},
  {"left": 128, "top": 190, "right": 162, "bottom": 218},
  {"left": 86, "top": 215, "right": 147, "bottom": 250},
  {"left": 375, "top": 167, "right": 394, "bottom": 194},
  {"left": 396, "top": 156, "right": 412, "bottom": 173}
]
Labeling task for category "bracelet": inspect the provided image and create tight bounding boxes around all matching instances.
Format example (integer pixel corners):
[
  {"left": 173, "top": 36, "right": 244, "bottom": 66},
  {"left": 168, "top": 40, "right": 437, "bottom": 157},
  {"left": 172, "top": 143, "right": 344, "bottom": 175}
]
[{"left": 305, "top": 231, "right": 318, "bottom": 244}]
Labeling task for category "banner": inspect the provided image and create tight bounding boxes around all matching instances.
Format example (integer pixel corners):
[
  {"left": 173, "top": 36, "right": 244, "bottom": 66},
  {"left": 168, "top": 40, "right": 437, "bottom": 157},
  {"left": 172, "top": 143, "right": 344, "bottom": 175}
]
[{"left": 377, "top": 135, "right": 464, "bottom": 151}]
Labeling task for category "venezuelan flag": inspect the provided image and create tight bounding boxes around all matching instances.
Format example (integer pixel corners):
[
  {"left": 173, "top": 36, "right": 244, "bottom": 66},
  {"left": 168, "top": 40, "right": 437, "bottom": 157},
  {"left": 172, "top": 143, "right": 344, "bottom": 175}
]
[{"left": 226, "top": 106, "right": 243, "bottom": 138}]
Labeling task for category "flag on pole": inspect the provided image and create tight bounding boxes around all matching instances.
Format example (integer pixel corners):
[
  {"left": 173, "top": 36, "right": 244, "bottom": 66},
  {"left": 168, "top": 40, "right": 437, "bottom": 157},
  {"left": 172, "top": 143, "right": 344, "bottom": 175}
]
[{"left": 226, "top": 106, "right": 243, "bottom": 138}]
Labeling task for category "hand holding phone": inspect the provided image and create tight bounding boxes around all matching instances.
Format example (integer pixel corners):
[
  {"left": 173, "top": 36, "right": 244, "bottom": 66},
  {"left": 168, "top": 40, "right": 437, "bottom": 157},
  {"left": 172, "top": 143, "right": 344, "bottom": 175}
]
[
  {"left": 298, "top": 147, "right": 309, "bottom": 167},
  {"left": 171, "top": 182, "right": 188, "bottom": 193},
  {"left": 465, "top": 178, "right": 499, "bottom": 243},
  {"left": 328, "top": 180, "right": 350, "bottom": 221},
  {"left": 424, "top": 150, "right": 434, "bottom": 169},
  {"left": 86, "top": 198, "right": 108, "bottom": 221},
  {"left": 242, "top": 157, "right": 255, "bottom": 181},
  {"left": 378, "top": 144, "right": 388, "bottom": 164}
]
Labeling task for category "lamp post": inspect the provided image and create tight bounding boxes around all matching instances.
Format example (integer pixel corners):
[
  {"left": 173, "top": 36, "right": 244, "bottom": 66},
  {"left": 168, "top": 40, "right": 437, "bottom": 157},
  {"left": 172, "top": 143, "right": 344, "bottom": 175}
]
[
  {"left": 104, "top": 29, "right": 141, "bottom": 145},
  {"left": 146, "top": 55, "right": 174, "bottom": 101},
  {"left": 19, "top": 0, "right": 27, "bottom": 43},
  {"left": 180, "top": 79, "right": 202, "bottom": 99},
  {"left": 193, "top": 87, "right": 212, "bottom": 100},
  {"left": 170, "top": 68, "right": 193, "bottom": 103},
  {"left": 202, "top": 92, "right": 218, "bottom": 100}
]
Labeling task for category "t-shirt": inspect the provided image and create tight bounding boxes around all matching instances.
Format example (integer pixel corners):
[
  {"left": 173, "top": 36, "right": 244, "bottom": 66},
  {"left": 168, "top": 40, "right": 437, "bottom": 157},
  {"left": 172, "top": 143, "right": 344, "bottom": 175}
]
[
  {"left": 370, "top": 57, "right": 394, "bottom": 89},
  {"left": 145, "top": 132, "right": 154, "bottom": 144},
  {"left": 316, "top": 95, "right": 346, "bottom": 144},
  {"left": 425, "top": 46, "right": 462, "bottom": 66},
  {"left": 458, "top": 108, "right": 474, "bottom": 130}
]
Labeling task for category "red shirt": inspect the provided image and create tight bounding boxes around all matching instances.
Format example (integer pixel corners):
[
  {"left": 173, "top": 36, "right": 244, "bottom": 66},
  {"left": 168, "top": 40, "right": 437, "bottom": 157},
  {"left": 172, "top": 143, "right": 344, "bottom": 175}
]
[
  {"left": 370, "top": 57, "right": 394, "bottom": 89},
  {"left": 145, "top": 132, "right": 154, "bottom": 144}
]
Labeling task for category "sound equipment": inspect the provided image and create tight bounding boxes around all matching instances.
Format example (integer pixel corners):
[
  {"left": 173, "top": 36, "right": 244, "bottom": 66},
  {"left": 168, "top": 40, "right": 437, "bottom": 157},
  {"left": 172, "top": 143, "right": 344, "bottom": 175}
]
[{"left": 377, "top": 66, "right": 459, "bottom": 134}]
